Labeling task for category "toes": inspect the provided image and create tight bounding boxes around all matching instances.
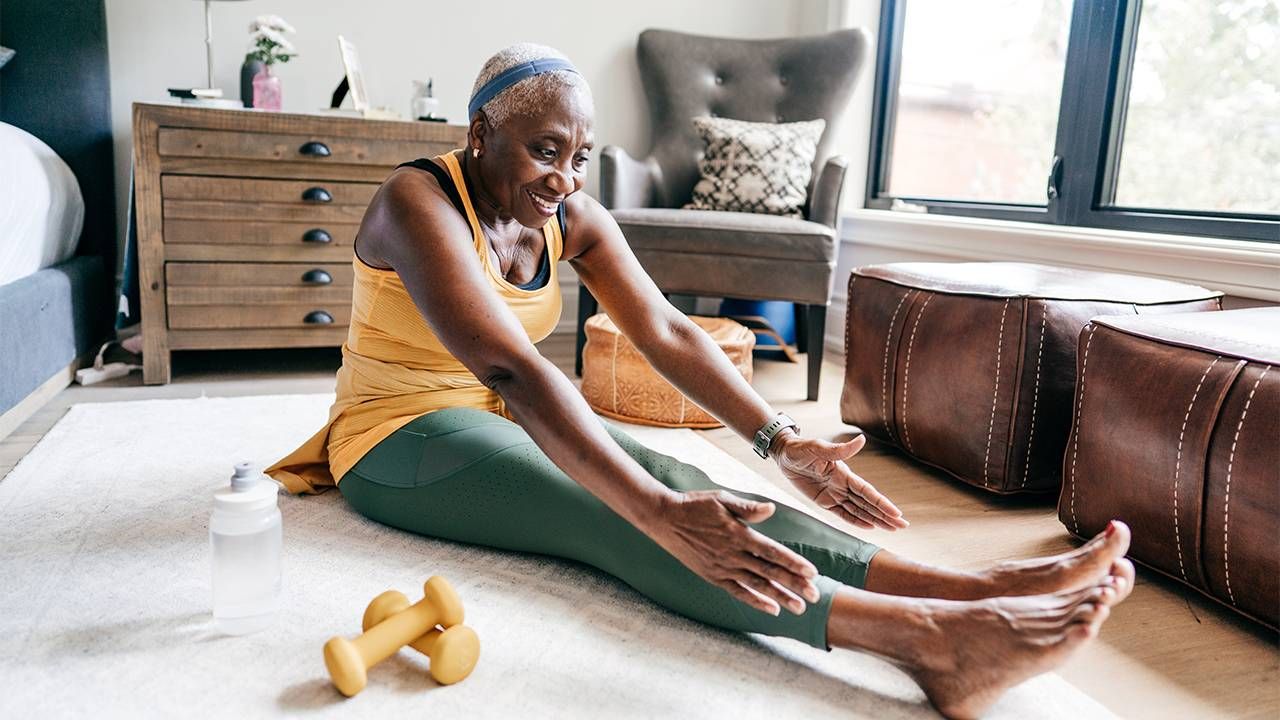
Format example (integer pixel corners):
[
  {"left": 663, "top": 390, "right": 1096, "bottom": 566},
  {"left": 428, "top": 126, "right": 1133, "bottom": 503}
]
[
  {"left": 1069, "top": 601, "right": 1110, "bottom": 629},
  {"left": 1080, "top": 520, "right": 1131, "bottom": 557},
  {"left": 1068, "top": 616, "right": 1102, "bottom": 641},
  {"left": 1090, "top": 603, "right": 1111, "bottom": 631},
  {"left": 1100, "top": 586, "right": 1119, "bottom": 606},
  {"left": 1101, "top": 520, "right": 1132, "bottom": 558},
  {"left": 1067, "top": 521, "right": 1132, "bottom": 578},
  {"left": 1107, "top": 558, "right": 1136, "bottom": 603},
  {"left": 1086, "top": 585, "right": 1116, "bottom": 606}
]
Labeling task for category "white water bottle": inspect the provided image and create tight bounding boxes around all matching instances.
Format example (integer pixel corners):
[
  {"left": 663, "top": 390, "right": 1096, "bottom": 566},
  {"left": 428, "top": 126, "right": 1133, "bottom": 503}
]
[{"left": 210, "top": 462, "right": 282, "bottom": 635}]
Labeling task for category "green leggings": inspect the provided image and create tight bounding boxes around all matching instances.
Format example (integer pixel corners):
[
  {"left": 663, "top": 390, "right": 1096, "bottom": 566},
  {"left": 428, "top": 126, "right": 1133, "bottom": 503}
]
[{"left": 339, "top": 407, "right": 881, "bottom": 650}]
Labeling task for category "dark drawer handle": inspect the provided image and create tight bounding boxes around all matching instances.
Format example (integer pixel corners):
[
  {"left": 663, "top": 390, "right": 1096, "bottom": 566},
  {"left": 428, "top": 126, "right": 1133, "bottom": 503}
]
[
  {"left": 302, "top": 228, "right": 332, "bottom": 244},
  {"left": 301, "top": 269, "right": 333, "bottom": 285},
  {"left": 302, "top": 186, "right": 333, "bottom": 203},
  {"left": 304, "top": 310, "right": 334, "bottom": 325},
  {"left": 299, "top": 141, "right": 331, "bottom": 157}
]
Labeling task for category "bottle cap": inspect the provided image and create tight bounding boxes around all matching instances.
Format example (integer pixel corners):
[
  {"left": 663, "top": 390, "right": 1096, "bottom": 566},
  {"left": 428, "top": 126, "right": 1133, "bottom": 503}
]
[
  {"left": 216, "top": 462, "right": 279, "bottom": 512},
  {"left": 231, "top": 462, "right": 257, "bottom": 492}
]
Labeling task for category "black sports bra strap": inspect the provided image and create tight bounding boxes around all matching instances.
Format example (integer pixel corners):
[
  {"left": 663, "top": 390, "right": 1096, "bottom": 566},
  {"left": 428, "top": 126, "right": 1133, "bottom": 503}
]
[{"left": 396, "top": 158, "right": 467, "bottom": 217}]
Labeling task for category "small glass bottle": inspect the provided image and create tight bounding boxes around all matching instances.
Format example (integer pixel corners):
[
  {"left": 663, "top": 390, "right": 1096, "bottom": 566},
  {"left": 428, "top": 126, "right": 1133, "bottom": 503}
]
[
  {"left": 210, "top": 462, "right": 282, "bottom": 635},
  {"left": 411, "top": 78, "right": 440, "bottom": 121}
]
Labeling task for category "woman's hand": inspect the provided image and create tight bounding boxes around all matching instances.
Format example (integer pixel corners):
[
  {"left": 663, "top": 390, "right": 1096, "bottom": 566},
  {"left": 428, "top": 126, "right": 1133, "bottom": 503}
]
[
  {"left": 774, "top": 433, "right": 908, "bottom": 531},
  {"left": 643, "top": 490, "right": 821, "bottom": 616}
]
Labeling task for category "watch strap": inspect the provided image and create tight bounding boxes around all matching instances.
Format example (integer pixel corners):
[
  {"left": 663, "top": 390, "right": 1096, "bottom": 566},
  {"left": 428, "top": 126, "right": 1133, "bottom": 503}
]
[{"left": 753, "top": 413, "right": 799, "bottom": 459}]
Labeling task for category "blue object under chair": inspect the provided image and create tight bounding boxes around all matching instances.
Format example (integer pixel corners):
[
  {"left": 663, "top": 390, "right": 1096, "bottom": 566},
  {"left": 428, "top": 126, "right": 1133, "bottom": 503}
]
[{"left": 718, "top": 299, "right": 796, "bottom": 347}]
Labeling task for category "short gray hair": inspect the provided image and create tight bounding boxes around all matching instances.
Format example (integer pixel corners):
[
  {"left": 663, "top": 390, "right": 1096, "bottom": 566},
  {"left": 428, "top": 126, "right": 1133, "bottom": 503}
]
[{"left": 470, "top": 43, "right": 592, "bottom": 127}]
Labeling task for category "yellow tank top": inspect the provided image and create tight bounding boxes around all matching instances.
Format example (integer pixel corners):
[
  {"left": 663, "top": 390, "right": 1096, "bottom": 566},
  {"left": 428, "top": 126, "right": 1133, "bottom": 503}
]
[{"left": 267, "top": 151, "right": 564, "bottom": 494}]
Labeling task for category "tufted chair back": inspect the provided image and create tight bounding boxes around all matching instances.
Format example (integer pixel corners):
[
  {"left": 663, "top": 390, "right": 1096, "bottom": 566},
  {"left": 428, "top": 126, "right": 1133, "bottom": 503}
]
[{"left": 636, "top": 28, "right": 868, "bottom": 209}]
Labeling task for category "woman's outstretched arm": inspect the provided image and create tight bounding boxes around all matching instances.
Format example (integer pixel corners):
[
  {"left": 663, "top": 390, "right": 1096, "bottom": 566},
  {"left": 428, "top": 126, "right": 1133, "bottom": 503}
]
[{"left": 565, "top": 192, "right": 906, "bottom": 531}]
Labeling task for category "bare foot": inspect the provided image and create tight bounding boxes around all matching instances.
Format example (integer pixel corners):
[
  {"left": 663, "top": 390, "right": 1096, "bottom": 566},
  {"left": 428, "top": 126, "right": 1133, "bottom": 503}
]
[
  {"left": 980, "top": 520, "right": 1132, "bottom": 598},
  {"left": 906, "top": 571, "right": 1127, "bottom": 720}
]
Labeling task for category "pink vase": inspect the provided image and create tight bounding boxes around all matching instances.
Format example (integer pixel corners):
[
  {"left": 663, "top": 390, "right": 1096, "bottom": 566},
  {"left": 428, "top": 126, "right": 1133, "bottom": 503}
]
[{"left": 252, "top": 66, "right": 282, "bottom": 111}]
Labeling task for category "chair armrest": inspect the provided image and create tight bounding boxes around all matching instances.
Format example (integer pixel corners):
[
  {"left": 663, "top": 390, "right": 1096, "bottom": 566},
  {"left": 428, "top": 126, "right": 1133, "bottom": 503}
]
[
  {"left": 807, "top": 155, "right": 850, "bottom": 229},
  {"left": 600, "top": 146, "right": 659, "bottom": 210}
]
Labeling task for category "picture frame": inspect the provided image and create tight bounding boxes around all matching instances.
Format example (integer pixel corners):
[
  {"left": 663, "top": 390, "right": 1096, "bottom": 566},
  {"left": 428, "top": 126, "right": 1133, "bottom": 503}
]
[{"left": 336, "top": 35, "right": 369, "bottom": 113}]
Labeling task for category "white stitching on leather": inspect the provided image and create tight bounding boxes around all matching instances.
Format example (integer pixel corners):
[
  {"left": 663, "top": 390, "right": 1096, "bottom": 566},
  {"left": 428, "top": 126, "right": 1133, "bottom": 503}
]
[
  {"left": 1224, "top": 364, "right": 1270, "bottom": 606},
  {"left": 901, "top": 293, "right": 934, "bottom": 454},
  {"left": 1020, "top": 304, "right": 1048, "bottom": 489},
  {"left": 983, "top": 299, "right": 1011, "bottom": 488},
  {"left": 1173, "top": 356, "right": 1221, "bottom": 582},
  {"left": 881, "top": 290, "right": 912, "bottom": 441},
  {"left": 1069, "top": 325, "right": 1096, "bottom": 535}
]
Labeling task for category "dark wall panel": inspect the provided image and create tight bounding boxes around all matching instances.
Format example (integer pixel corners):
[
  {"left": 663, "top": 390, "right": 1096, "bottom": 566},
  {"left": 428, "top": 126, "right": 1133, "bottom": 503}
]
[{"left": 1, "top": 0, "right": 117, "bottom": 281}]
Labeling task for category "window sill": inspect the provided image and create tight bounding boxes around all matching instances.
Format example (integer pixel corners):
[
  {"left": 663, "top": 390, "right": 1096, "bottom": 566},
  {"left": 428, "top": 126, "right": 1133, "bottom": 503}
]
[{"left": 840, "top": 208, "right": 1280, "bottom": 302}]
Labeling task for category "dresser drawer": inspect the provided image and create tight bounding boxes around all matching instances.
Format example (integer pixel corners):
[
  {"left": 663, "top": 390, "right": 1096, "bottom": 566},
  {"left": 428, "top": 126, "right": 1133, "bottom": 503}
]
[
  {"left": 164, "top": 198, "right": 367, "bottom": 224},
  {"left": 164, "top": 243, "right": 354, "bottom": 263},
  {"left": 168, "top": 285, "right": 352, "bottom": 305},
  {"left": 164, "top": 219, "right": 357, "bottom": 246},
  {"left": 167, "top": 303, "right": 352, "bottom": 330},
  {"left": 162, "top": 176, "right": 379, "bottom": 206},
  {"left": 166, "top": 262, "right": 354, "bottom": 287},
  {"left": 158, "top": 127, "right": 422, "bottom": 166}
]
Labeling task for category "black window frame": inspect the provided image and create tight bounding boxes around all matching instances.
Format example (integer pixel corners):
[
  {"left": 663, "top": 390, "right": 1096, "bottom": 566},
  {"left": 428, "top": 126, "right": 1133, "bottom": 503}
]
[{"left": 865, "top": 0, "right": 1280, "bottom": 243}]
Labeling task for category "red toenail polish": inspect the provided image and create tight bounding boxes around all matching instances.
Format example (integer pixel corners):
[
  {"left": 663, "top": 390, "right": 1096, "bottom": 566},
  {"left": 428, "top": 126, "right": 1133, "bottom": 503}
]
[{"left": 1105, "top": 522, "right": 1116, "bottom": 537}]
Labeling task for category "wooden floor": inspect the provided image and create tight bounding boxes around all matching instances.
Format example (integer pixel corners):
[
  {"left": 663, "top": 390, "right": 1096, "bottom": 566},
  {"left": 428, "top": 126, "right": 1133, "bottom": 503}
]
[{"left": 3, "top": 334, "right": 1277, "bottom": 719}]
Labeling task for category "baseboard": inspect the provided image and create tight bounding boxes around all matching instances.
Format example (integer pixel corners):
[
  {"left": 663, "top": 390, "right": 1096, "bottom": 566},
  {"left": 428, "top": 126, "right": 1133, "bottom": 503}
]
[{"left": 0, "top": 360, "right": 80, "bottom": 443}]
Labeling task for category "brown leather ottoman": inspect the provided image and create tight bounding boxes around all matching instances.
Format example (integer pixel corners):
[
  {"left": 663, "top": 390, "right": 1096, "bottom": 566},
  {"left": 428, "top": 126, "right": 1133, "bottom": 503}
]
[
  {"left": 1061, "top": 307, "right": 1278, "bottom": 628},
  {"left": 840, "top": 263, "right": 1222, "bottom": 493}
]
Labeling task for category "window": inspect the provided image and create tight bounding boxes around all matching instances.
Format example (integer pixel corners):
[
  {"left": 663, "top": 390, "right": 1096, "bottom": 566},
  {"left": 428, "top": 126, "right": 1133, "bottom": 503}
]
[
  {"left": 867, "top": 0, "right": 1280, "bottom": 242},
  {"left": 886, "top": 0, "right": 1073, "bottom": 206},
  {"left": 1111, "top": 0, "right": 1279, "bottom": 215}
]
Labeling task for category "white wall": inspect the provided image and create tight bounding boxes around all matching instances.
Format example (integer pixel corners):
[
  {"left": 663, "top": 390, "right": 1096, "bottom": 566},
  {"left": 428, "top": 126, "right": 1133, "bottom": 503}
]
[
  {"left": 104, "top": 0, "right": 844, "bottom": 277},
  {"left": 827, "top": 0, "right": 879, "bottom": 209}
]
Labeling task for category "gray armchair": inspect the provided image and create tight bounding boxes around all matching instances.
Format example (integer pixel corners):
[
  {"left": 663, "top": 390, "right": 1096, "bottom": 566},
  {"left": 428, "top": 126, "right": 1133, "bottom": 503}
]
[{"left": 576, "top": 28, "right": 869, "bottom": 401}]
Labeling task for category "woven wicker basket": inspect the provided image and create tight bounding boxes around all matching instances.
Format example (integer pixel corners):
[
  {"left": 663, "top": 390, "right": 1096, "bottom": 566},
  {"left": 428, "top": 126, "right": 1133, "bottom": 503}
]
[{"left": 580, "top": 313, "right": 754, "bottom": 428}]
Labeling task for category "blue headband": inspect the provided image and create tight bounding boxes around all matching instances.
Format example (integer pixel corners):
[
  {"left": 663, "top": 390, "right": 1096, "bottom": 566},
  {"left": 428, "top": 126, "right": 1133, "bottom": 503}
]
[{"left": 468, "top": 58, "right": 580, "bottom": 118}]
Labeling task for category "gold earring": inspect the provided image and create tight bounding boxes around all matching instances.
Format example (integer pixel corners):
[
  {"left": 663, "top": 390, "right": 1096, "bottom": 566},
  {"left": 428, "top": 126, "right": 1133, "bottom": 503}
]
[{"left": 472, "top": 147, "right": 480, "bottom": 158}]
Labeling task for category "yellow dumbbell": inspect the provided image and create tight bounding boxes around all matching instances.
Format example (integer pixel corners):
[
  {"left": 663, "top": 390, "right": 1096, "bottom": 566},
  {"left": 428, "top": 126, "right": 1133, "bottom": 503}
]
[
  {"left": 324, "top": 576, "right": 466, "bottom": 697},
  {"left": 363, "top": 590, "right": 480, "bottom": 685}
]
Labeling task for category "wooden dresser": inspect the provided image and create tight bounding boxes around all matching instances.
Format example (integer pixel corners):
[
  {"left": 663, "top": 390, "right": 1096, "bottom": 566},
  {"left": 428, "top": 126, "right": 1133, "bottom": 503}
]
[{"left": 131, "top": 102, "right": 467, "bottom": 384}]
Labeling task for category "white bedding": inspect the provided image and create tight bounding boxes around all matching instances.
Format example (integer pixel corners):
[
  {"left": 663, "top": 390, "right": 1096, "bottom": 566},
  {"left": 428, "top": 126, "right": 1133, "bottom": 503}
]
[{"left": 0, "top": 121, "right": 84, "bottom": 287}]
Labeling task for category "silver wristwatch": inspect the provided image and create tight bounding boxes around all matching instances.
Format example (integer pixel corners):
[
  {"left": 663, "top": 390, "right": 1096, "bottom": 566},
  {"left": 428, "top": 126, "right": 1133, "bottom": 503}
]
[{"left": 753, "top": 412, "right": 799, "bottom": 459}]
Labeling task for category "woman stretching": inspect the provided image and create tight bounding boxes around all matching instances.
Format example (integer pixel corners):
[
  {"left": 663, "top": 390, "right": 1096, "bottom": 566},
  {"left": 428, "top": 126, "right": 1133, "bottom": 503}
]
[{"left": 269, "top": 44, "right": 1133, "bottom": 719}]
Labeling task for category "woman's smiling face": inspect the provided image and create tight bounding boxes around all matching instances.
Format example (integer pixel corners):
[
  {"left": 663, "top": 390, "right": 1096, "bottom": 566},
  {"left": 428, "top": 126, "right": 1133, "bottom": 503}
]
[{"left": 470, "top": 84, "right": 595, "bottom": 228}]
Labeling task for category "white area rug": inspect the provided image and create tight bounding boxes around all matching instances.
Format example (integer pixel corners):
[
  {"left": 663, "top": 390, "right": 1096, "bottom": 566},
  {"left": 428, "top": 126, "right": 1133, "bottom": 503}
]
[{"left": 0, "top": 395, "right": 1115, "bottom": 719}]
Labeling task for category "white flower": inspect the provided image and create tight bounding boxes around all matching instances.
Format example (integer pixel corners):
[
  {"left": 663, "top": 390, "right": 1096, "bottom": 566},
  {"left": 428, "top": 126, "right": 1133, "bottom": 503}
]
[
  {"left": 249, "top": 14, "right": 295, "bottom": 34},
  {"left": 253, "top": 27, "right": 297, "bottom": 54}
]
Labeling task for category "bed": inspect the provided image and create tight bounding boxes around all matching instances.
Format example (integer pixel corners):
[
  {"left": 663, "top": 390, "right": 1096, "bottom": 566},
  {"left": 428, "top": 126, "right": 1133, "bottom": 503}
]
[{"left": 0, "top": 0, "right": 115, "bottom": 434}]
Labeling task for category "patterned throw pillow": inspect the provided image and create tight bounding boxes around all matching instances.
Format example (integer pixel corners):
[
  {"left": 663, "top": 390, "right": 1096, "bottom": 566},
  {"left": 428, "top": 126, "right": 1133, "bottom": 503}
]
[{"left": 685, "top": 116, "right": 825, "bottom": 217}]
